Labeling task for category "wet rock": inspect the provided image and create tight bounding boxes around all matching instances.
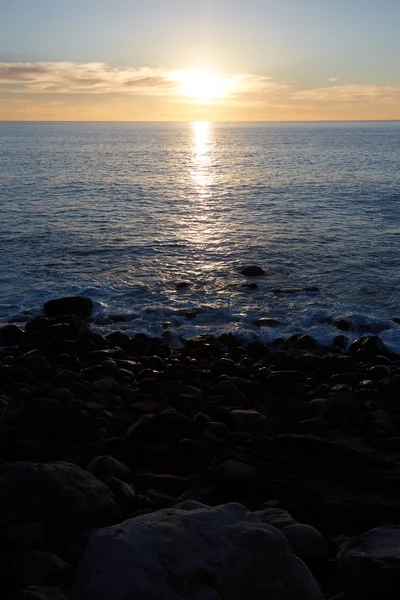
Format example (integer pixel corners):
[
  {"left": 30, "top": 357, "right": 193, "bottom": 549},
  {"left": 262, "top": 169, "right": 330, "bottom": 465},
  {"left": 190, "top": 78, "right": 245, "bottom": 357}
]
[
  {"left": 0, "top": 461, "right": 121, "bottom": 529},
  {"left": 350, "top": 335, "right": 389, "bottom": 357},
  {"left": 240, "top": 265, "right": 266, "bottom": 276},
  {"left": 70, "top": 502, "right": 323, "bottom": 600},
  {"left": 144, "top": 355, "right": 165, "bottom": 371},
  {"left": 333, "top": 335, "right": 349, "bottom": 349},
  {"left": 242, "top": 281, "right": 258, "bottom": 289},
  {"left": 282, "top": 523, "right": 329, "bottom": 573},
  {"left": 338, "top": 526, "right": 400, "bottom": 600},
  {"left": 283, "top": 334, "right": 321, "bottom": 351},
  {"left": 43, "top": 297, "right": 94, "bottom": 318},
  {"left": 254, "top": 318, "right": 281, "bottom": 327},
  {"left": 0, "top": 324, "right": 26, "bottom": 344},
  {"left": 86, "top": 456, "right": 131, "bottom": 483}
]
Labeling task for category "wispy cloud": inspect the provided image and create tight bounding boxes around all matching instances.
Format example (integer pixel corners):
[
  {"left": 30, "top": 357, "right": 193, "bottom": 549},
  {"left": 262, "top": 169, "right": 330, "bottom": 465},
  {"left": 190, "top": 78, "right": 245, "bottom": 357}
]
[
  {"left": 293, "top": 84, "right": 400, "bottom": 102},
  {"left": 0, "top": 62, "right": 274, "bottom": 99}
]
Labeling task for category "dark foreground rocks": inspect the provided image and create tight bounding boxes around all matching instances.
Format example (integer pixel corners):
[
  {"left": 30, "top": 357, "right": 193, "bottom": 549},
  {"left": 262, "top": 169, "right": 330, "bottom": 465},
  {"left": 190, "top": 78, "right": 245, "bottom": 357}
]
[
  {"left": 70, "top": 502, "right": 323, "bottom": 600},
  {"left": 1, "top": 295, "right": 400, "bottom": 598}
]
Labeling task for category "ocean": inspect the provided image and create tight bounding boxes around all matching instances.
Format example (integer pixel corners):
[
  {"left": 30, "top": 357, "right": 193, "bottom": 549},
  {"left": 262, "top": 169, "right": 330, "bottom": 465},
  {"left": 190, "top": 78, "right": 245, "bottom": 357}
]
[{"left": 1, "top": 120, "right": 399, "bottom": 349}]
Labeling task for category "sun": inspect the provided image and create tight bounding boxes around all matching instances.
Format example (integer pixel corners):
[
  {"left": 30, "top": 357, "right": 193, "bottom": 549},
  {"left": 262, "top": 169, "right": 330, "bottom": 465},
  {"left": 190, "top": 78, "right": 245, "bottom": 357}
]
[{"left": 174, "top": 69, "right": 226, "bottom": 103}]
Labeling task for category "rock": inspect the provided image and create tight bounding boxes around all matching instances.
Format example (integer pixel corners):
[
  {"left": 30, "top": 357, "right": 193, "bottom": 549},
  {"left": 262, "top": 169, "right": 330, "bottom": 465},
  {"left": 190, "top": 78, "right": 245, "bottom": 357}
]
[
  {"left": 0, "top": 324, "right": 26, "bottom": 344},
  {"left": 214, "top": 460, "right": 256, "bottom": 485},
  {"left": 7, "top": 521, "right": 45, "bottom": 550},
  {"left": 243, "top": 281, "right": 258, "bottom": 289},
  {"left": 254, "top": 318, "right": 281, "bottom": 327},
  {"left": 90, "top": 378, "right": 117, "bottom": 393},
  {"left": 349, "top": 335, "right": 389, "bottom": 357},
  {"left": 283, "top": 334, "right": 321, "bottom": 351},
  {"left": 230, "top": 409, "right": 267, "bottom": 432},
  {"left": 105, "top": 478, "right": 136, "bottom": 511},
  {"left": 144, "top": 355, "right": 165, "bottom": 371},
  {"left": 254, "top": 507, "right": 296, "bottom": 529},
  {"left": 10, "top": 551, "right": 71, "bottom": 587},
  {"left": 240, "top": 265, "right": 266, "bottom": 276},
  {"left": 126, "top": 410, "right": 204, "bottom": 444},
  {"left": 86, "top": 456, "right": 132, "bottom": 483},
  {"left": 282, "top": 523, "right": 328, "bottom": 573},
  {"left": 0, "top": 461, "right": 120, "bottom": 529},
  {"left": 43, "top": 297, "right": 94, "bottom": 318},
  {"left": 29, "top": 324, "right": 74, "bottom": 347},
  {"left": 70, "top": 502, "right": 323, "bottom": 600},
  {"left": 338, "top": 526, "right": 400, "bottom": 600},
  {"left": 333, "top": 335, "right": 349, "bottom": 349},
  {"left": 17, "top": 586, "right": 68, "bottom": 600}
]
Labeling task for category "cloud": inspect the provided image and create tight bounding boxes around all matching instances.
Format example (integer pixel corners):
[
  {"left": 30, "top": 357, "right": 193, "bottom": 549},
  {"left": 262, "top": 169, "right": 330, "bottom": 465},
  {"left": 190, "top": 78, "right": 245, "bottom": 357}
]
[
  {"left": 292, "top": 84, "right": 400, "bottom": 102},
  {"left": 0, "top": 62, "right": 274, "bottom": 99}
]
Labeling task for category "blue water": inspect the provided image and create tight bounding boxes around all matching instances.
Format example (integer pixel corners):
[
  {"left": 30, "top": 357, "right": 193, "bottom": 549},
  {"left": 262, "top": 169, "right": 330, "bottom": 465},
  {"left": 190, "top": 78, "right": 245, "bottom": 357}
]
[{"left": 1, "top": 121, "right": 400, "bottom": 349}]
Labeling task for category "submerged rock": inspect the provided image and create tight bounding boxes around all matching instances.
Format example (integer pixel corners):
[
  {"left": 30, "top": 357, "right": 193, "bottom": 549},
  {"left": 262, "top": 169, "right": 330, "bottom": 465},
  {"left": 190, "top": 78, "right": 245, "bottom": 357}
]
[
  {"left": 240, "top": 265, "right": 266, "bottom": 276},
  {"left": 43, "top": 296, "right": 94, "bottom": 318},
  {"left": 70, "top": 502, "right": 323, "bottom": 600}
]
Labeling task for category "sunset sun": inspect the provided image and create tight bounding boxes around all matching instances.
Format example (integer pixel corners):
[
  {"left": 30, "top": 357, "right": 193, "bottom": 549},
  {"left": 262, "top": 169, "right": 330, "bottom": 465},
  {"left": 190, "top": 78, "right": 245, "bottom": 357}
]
[{"left": 174, "top": 69, "right": 227, "bottom": 102}]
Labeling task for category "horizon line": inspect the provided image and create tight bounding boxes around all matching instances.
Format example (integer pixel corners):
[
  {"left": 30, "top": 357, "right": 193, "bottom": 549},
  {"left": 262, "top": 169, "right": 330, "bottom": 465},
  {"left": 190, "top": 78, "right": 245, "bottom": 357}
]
[{"left": 1, "top": 119, "right": 400, "bottom": 124}]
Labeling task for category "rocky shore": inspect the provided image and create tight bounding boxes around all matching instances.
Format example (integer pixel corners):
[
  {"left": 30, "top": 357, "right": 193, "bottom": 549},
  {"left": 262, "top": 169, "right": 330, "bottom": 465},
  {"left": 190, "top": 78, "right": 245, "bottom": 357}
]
[{"left": 1, "top": 295, "right": 400, "bottom": 599}]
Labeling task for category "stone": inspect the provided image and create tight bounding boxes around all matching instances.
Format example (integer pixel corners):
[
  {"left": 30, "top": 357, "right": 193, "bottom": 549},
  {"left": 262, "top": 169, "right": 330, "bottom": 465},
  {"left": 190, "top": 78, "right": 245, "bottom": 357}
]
[
  {"left": 214, "top": 460, "right": 256, "bottom": 485},
  {"left": 70, "top": 502, "right": 323, "bottom": 600},
  {"left": 86, "top": 456, "right": 132, "bottom": 483},
  {"left": 10, "top": 551, "right": 71, "bottom": 587},
  {"left": 240, "top": 265, "right": 266, "bottom": 276},
  {"left": 91, "top": 378, "right": 117, "bottom": 393},
  {"left": 43, "top": 297, "right": 94, "bottom": 318},
  {"left": 17, "top": 586, "right": 68, "bottom": 600},
  {"left": 282, "top": 523, "right": 328, "bottom": 573},
  {"left": 0, "top": 324, "right": 26, "bottom": 343},
  {"left": 126, "top": 409, "right": 204, "bottom": 444},
  {"left": 254, "top": 507, "right": 296, "bottom": 529},
  {"left": 338, "top": 526, "right": 400, "bottom": 600},
  {"left": 105, "top": 478, "right": 136, "bottom": 511},
  {"left": 230, "top": 409, "right": 267, "bottom": 432},
  {"left": 0, "top": 461, "right": 120, "bottom": 529},
  {"left": 349, "top": 335, "right": 389, "bottom": 357}
]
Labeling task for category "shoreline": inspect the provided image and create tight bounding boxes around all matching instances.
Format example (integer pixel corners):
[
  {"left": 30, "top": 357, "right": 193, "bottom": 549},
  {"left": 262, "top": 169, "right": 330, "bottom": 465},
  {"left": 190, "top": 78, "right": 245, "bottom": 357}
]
[{"left": 1, "top": 295, "right": 400, "bottom": 598}]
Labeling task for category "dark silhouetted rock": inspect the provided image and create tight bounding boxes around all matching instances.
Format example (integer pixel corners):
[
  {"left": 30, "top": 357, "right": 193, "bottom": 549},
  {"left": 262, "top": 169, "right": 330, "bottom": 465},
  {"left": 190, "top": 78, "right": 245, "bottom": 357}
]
[
  {"left": 240, "top": 265, "right": 266, "bottom": 276},
  {"left": 0, "top": 461, "right": 121, "bottom": 529},
  {"left": 70, "top": 502, "right": 323, "bottom": 600},
  {"left": 43, "top": 297, "right": 93, "bottom": 318},
  {"left": 86, "top": 456, "right": 131, "bottom": 483},
  {"left": 338, "top": 527, "right": 400, "bottom": 600},
  {"left": 282, "top": 523, "right": 328, "bottom": 573},
  {"left": 0, "top": 324, "right": 26, "bottom": 344}
]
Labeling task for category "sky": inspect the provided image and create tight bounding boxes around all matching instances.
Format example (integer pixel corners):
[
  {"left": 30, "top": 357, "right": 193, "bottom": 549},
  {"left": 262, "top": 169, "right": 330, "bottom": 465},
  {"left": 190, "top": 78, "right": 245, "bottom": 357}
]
[{"left": 0, "top": 0, "right": 399, "bottom": 121}]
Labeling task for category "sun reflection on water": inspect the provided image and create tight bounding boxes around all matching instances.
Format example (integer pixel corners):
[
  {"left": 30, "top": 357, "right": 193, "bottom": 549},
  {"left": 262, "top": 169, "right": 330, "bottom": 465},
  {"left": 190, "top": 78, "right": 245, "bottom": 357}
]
[{"left": 192, "top": 121, "right": 212, "bottom": 191}]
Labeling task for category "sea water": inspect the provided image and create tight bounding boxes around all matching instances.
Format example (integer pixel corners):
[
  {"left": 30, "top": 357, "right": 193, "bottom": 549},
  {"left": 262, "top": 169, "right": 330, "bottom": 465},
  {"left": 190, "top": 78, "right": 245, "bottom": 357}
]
[{"left": 1, "top": 121, "right": 399, "bottom": 349}]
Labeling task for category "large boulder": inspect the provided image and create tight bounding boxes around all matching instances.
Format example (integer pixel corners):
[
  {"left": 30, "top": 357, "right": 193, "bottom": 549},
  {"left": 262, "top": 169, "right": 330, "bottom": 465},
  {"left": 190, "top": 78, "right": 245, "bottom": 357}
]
[
  {"left": 337, "top": 526, "right": 400, "bottom": 599},
  {"left": 0, "top": 461, "right": 121, "bottom": 529},
  {"left": 43, "top": 297, "right": 94, "bottom": 318},
  {"left": 70, "top": 502, "right": 323, "bottom": 600}
]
